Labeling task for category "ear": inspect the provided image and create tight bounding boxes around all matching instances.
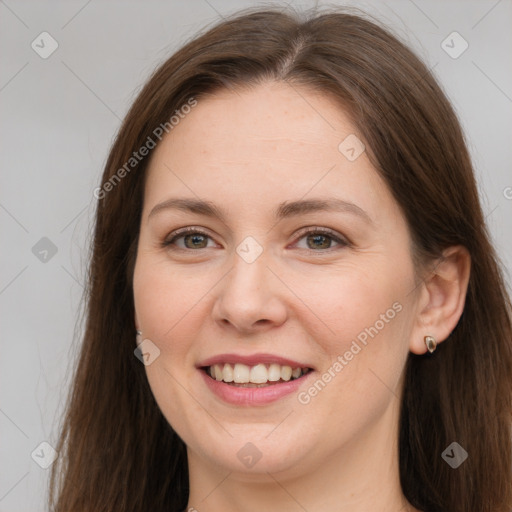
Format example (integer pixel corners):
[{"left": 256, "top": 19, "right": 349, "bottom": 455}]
[{"left": 409, "top": 245, "right": 471, "bottom": 355}]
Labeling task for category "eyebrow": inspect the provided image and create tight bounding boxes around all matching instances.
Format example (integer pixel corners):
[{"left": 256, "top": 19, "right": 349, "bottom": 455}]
[{"left": 148, "top": 197, "right": 372, "bottom": 224}]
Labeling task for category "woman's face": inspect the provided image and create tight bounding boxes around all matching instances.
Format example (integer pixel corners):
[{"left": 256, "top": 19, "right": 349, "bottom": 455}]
[{"left": 133, "top": 81, "right": 423, "bottom": 479}]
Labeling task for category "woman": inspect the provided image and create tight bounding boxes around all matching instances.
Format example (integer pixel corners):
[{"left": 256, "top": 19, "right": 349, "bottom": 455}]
[{"left": 49, "top": 6, "right": 512, "bottom": 512}]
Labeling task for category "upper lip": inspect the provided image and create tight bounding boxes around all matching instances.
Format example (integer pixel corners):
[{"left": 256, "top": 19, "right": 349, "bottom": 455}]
[{"left": 197, "top": 353, "right": 315, "bottom": 370}]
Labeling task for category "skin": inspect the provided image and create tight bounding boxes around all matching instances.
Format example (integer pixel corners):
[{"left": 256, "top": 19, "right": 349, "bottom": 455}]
[{"left": 133, "top": 81, "right": 470, "bottom": 512}]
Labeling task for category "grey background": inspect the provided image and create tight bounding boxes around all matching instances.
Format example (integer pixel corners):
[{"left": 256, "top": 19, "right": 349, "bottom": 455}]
[{"left": 1, "top": 0, "right": 511, "bottom": 510}]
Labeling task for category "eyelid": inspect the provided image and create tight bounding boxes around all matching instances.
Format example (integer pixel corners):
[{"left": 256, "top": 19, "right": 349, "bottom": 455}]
[
  {"left": 292, "top": 225, "right": 348, "bottom": 242},
  {"left": 163, "top": 225, "right": 350, "bottom": 251},
  {"left": 289, "top": 226, "right": 350, "bottom": 250},
  {"left": 163, "top": 226, "right": 217, "bottom": 248}
]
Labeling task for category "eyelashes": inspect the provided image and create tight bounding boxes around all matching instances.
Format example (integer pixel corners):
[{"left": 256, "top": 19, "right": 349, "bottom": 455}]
[
  {"left": 161, "top": 226, "right": 350, "bottom": 253},
  {"left": 293, "top": 227, "right": 349, "bottom": 251},
  {"left": 162, "top": 227, "right": 216, "bottom": 250}
]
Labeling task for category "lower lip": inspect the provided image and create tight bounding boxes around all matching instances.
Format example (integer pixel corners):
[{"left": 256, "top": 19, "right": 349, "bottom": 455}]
[{"left": 200, "top": 369, "right": 313, "bottom": 406}]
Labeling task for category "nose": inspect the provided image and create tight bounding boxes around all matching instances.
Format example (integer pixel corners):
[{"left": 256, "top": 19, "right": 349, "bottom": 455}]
[{"left": 211, "top": 250, "right": 288, "bottom": 334}]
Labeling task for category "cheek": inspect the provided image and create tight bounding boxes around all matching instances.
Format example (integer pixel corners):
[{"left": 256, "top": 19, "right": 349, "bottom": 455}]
[
  {"left": 291, "top": 259, "right": 415, "bottom": 421},
  {"left": 290, "top": 261, "right": 411, "bottom": 353},
  {"left": 296, "top": 274, "right": 412, "bottom": 443},
  {"left": 133, "top": 253, "right": 210, "bottom": 341},
  {"left": 133, "top": 256, "right": 208, "bottom": 430},
  {"left": 302, "top": 267, "right": 413, "bottom": 387}
]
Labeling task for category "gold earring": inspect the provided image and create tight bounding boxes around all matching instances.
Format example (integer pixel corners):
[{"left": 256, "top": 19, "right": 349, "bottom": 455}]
[{"left": 424, "top": 335, "right": 437, "bottom": 353}]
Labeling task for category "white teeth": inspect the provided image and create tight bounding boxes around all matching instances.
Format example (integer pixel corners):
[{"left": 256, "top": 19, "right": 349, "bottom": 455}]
[
  {"left": 280, "top": 365, "right": 292, "bottom": 381},
  {"left": 250, "top": 363, "right": 268, "bottom": 384},
  {"left": 206, "top": 362, "right": 308, "bottom": 384},
  {"left": 222, "top": 364, "right": 234, "bottom": 382},
  {"left": 233, "top": 363, "right": 250, "bottom": 383},
  {"left": 268, "top": 363, "right": 281, "bottom": 382},
  {"left": 214, "top": 364, "right": 223, "bottom": 381}
]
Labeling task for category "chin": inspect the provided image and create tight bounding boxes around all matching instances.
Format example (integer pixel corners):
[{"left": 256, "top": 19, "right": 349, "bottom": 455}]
[{"left": 188, "top": 429, "right": 318, "bottom": 479}]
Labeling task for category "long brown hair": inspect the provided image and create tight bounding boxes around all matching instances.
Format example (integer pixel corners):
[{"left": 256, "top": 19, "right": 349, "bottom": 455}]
[{"left": 49, "top": 6, "right": 512, "bottom": 511}]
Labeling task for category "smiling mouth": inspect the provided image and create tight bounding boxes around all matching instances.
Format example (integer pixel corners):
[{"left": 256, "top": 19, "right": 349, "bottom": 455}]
[{"left": 201, "top": 362, "right": 312, "bottom": 388}]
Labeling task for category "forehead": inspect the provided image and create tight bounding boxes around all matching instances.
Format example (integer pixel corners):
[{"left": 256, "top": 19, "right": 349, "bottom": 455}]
[
  {"left": 142, "top": 81, "right": 401, "bottom": 228},
  {"left": 164, "top": 81, "right": 355, "bottom": 154}
]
